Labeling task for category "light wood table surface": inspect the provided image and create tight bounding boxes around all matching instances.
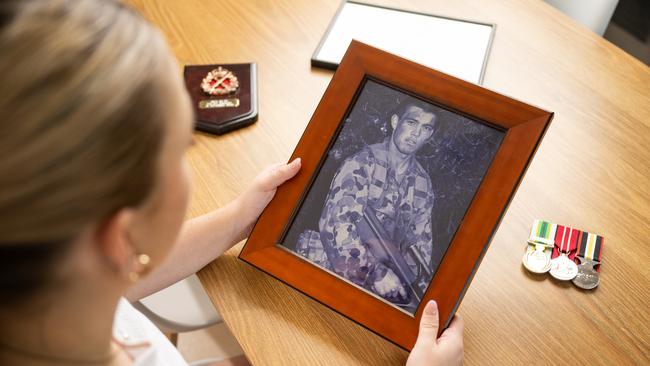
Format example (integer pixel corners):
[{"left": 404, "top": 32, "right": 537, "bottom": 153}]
[{"left": 126, "top": 0, "right": 650, "bottom": 364}]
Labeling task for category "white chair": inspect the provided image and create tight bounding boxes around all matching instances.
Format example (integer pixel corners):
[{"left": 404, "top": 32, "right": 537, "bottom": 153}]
[
  {"left": 133, "top": 273, "right": 222, "bottom": 339},
  {"left": 133, "top": 274, "right": 232, "bottom": 365},
  {"left": 544, "top": 0, "right": 619, "bottom": 36}
]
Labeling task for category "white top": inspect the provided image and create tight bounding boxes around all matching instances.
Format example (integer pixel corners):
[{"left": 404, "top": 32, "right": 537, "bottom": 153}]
[{"left": 113, "top": 298, "right": 188, "bottom": 365}]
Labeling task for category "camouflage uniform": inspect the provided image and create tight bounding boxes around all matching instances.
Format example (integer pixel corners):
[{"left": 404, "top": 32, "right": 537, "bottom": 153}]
[{"left": 296, "top": 138, "right": 434, "bottom": 301}]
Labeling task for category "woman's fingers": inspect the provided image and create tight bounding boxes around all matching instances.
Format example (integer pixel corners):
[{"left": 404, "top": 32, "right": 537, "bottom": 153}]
[
  {"left": 256, "top": 158, "right": 301, "bottom": 191},
  {"left": 407, "top": 303, "right": 464, "bottom": 366},
  {"left": 439, "top": 314, "right": 464, "bottom": 343}
]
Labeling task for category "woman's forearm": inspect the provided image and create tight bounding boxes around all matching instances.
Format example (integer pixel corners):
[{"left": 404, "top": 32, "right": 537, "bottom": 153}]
[
  {"left": 126, "top": 198, "right": 247, "bottom": 301},
  {"left": 125, "top": 159, "right": 302, "bottom": 301}
]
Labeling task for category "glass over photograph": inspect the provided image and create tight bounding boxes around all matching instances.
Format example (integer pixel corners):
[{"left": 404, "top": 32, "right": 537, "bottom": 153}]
[{"left": 280, "top": 79, "right": 505, "bottom": 314}]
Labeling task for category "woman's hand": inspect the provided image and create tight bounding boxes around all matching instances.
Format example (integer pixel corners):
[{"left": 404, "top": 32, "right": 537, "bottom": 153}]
[
  {"left": 407, "top": 301, "right": 464, "bottom": 366},
  {"left": 235, "top": 158, "right": 302, "bottom": 239}
]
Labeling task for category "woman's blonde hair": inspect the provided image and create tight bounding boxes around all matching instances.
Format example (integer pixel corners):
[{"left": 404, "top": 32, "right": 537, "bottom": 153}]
[{"left": 0, "top": 0, "right": 173, "bottom": 304}]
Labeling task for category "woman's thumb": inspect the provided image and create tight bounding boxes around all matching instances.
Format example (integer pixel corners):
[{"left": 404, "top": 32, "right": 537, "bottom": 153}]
[{"left": 416, "top": 300, "right": 440, "bottom": 344}]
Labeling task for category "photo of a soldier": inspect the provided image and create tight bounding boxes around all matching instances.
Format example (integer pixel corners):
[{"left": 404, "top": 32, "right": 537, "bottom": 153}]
[
  {"left": 280, "top": 80, "right": 504, "bottom": 314},
  {"left": 295, "top": 98, "right": 436, "bottom": 312}
]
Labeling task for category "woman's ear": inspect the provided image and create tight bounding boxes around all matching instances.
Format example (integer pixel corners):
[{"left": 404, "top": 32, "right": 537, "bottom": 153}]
[
  {"left": 95, "top": 208, "right": 137, "bottom": 276},
  {"left": 390, "top": 114, "right": 399, "bottom": 130}
]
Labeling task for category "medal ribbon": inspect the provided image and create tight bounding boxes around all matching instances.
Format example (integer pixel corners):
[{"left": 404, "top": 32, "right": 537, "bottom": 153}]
[
  {"left": 529, "top": 219, "right": 556, "bottom": 246},
  {"left": 576, "top": 232, "right": 603, "bottom": 262},
  {"left": 576, "top": 231, "right": 604, "bottom": 272},
  {"left": 552, "top": 225, "right": 579, "bottom": 260}
]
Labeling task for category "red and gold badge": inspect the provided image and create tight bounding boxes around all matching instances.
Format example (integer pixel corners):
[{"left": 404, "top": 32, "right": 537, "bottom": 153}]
[
  {"left": 184, "top": 63, "right": 258, "bottom": 134},
  {"left": 201, "top": 66, "right": 239, "bottom": 96}
]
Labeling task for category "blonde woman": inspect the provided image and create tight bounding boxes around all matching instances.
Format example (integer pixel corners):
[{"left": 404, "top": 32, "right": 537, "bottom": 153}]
[{"left": 0, "top": 1, "right": 463, "bottom": 365}]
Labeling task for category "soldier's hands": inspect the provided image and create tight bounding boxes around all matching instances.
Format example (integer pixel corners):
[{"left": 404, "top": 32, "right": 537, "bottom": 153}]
[
  {"left": 372, "top": 266, "right": 407, "bottom": 299},
  {"left": 407, "top": 300, "right": 464, "bottom": 366},
  {"left": 235, "top": 159, "right": 301, "bottom": 239}
]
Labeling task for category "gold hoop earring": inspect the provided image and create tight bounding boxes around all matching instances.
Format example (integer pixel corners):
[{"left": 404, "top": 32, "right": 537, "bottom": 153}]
[{"left": 128, "top": 253, "right": 151, "bottom": 282}]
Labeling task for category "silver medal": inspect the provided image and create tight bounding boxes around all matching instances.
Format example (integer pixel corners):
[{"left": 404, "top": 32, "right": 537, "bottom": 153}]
[
  {"left": 549, "top": 253, "right": 578, "bottom": 281},
  {"left": 572, "top": 259, "right": 600, "bottom": 289},
  {"left": 522, "top": 243, "right": 551, "bottom": 273}
]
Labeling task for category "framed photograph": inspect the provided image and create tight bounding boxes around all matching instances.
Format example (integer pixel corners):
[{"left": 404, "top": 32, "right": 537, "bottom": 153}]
[
  {"left": 311, "top": 0, "right": 495, "bottom": 84},
  {"left": 240, "top": 41, "right": 552, "bottom": 350}
]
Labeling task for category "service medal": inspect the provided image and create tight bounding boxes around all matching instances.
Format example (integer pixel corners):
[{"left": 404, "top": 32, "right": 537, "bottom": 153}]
[
  {"left": 572, "top": 259, "right": 600, "bottom": 289},
  {"left": 549, "top": 225, "right": 579, "bottom": 281},
  {"left": 571, "top": 231, "right": 604, "bottom": 289},
  {"left": 549, "top": 254, "right": 578, "bottom": 281},
  {"left": 522, "top": 243, "right": 551, "bottom": 274}
]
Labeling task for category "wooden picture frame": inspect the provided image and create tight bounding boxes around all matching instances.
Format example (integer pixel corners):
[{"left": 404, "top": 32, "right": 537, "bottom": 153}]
[
  {"left": 239, "top": 40, "right": 552, "bottom": 350},
  {"left": 311, "top": 0, "right": 495, "bottom": 85}
]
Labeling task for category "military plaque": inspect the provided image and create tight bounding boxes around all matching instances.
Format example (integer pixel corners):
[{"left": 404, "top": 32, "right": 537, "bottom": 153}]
[{"left": 184, "top": 63, "right": 258, "bottom": 134}]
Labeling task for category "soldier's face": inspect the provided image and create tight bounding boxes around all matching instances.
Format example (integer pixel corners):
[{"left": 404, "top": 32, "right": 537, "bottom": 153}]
[{"left": 390, "top": 105, "right": 435, "bottom": 155}]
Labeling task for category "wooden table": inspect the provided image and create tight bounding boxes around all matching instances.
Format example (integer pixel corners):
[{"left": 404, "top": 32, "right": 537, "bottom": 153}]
[{"left": 127, "top": 0, "right": 650, "bottom": 364}]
